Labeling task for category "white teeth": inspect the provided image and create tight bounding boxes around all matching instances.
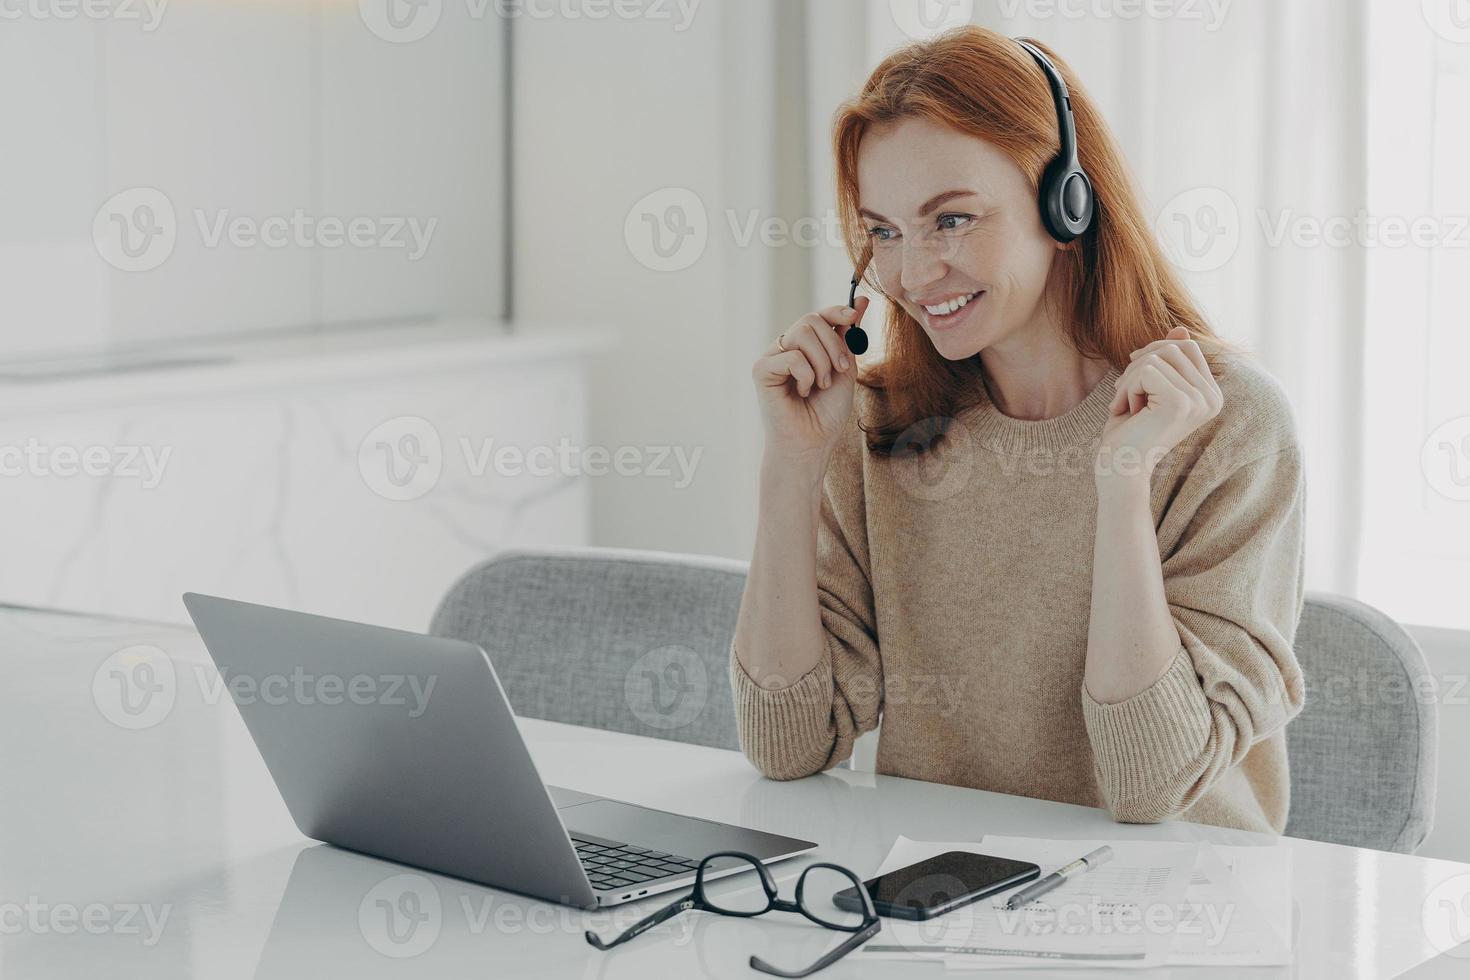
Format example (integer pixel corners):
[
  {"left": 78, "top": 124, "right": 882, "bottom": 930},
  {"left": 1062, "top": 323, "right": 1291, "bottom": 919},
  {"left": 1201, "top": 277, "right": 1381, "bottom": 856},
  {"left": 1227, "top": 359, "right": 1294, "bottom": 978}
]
[{"left": 923, "top": 291, "right": 979, "bottom": 316}]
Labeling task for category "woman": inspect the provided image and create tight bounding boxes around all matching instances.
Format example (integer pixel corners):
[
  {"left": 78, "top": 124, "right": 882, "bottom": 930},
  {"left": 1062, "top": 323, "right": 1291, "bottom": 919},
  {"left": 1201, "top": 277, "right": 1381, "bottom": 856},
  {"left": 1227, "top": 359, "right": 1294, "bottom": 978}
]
[{"left": 730, "top": 26, "right": 1306, "bottom": 836}]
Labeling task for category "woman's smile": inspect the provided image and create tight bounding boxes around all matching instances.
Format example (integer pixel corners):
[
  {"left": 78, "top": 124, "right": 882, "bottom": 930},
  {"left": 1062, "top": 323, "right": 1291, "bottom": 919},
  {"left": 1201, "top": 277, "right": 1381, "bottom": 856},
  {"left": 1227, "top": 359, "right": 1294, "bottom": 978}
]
[{"left": 918, "top": 288, "right": 986, "bottom": 331}]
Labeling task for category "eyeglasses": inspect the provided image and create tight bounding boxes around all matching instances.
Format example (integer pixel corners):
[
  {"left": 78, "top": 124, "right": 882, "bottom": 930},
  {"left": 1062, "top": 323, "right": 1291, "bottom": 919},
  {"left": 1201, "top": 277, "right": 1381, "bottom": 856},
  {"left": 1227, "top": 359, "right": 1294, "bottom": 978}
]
[{"left": 584, "top": 850, "right": 880, "bottom": 978}]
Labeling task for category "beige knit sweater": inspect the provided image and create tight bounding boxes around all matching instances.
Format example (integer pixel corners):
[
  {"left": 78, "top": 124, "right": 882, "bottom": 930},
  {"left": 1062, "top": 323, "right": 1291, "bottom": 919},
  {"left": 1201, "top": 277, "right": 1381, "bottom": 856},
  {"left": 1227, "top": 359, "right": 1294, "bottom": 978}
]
[{"left": 731, "top": 354, "right": 1307, "bottom": 835}]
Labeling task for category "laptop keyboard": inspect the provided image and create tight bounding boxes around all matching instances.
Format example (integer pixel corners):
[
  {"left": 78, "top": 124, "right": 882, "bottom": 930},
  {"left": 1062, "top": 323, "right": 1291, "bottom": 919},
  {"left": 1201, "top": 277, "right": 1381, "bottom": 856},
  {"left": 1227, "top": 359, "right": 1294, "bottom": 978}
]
[{"left": 571, "top": 836, "right": 702, "bottom": 891}]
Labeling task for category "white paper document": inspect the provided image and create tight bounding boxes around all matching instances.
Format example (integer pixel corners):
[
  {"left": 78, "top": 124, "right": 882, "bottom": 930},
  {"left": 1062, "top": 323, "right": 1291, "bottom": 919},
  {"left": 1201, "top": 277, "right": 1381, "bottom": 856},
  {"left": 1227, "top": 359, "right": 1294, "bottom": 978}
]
[
  {"left": 1163, "top": 840, "right": 1294, "bottom": 966},
  {"left": 860, "top": 835, "right": 1198, "bottom": 969},
  {"left": 858, "top": 835, "right": 1294, "bottom": 970}
]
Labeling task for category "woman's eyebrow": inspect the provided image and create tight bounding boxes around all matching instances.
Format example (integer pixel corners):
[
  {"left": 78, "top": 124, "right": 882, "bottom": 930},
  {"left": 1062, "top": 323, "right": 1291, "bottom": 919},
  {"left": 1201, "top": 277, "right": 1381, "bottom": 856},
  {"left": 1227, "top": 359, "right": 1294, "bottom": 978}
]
[{"left": 858, "top": 189, "right": 979, "bottom": 224}]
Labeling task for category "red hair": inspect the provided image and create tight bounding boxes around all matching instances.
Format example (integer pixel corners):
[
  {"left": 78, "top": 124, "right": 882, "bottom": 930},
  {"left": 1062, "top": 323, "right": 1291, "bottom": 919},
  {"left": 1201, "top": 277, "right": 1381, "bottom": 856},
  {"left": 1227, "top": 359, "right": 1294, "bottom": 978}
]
[{"left": 833, "top": 26, "right": 1230, "bottom": 454}]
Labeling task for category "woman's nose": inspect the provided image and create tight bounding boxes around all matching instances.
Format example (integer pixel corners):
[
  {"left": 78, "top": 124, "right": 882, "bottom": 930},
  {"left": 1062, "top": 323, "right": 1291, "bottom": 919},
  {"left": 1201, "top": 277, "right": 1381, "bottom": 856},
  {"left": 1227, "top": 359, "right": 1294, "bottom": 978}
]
[{"left": 898, "top": 244, "right": 947, "bottom": 299}]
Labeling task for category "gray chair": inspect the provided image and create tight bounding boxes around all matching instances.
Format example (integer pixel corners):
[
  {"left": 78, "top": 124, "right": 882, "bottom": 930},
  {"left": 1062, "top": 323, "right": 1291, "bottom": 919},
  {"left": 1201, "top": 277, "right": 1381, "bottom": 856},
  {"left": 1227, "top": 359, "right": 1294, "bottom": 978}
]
[
  {"left": 429, "top": 545, "right": 746, "bottom": 750},
  {"left": 1284, "top": 592, "right": 1437, "bottom": 853},
  {"left": 431, "top": 549, "right": 1438, "bottom": 852}
]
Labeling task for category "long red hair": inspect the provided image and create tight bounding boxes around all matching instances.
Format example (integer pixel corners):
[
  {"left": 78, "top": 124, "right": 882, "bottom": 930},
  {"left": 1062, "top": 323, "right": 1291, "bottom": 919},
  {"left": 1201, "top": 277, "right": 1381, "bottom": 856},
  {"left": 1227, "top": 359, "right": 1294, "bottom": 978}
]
[{"left": 833, "top": 26, "right": 1229, "bottom": 454}]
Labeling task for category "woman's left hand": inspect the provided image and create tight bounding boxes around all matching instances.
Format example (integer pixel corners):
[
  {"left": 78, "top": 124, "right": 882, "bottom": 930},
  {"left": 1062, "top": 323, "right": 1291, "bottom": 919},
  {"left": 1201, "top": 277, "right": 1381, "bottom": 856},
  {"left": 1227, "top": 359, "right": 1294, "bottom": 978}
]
[{"left": 1096, "top": 326, "right": 1223, "bottom": 484}]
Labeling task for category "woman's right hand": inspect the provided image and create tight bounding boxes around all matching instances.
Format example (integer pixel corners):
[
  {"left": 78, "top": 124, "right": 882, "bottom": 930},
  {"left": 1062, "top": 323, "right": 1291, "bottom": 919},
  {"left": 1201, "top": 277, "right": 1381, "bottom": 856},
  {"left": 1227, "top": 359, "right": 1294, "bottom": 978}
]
[{"left": 752, "top": 296, "right": 870, "bottom": 467}]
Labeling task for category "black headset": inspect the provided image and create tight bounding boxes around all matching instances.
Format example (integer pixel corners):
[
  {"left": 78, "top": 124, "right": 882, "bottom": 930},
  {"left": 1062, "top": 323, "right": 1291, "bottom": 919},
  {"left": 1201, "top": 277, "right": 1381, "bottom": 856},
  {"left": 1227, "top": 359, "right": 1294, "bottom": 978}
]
[
  {"left": 840, "top": 37, "right": 1094, "bottom": 355},
  {"left": 1014, "top": 38, "right": 1095, "bottom": 242}
]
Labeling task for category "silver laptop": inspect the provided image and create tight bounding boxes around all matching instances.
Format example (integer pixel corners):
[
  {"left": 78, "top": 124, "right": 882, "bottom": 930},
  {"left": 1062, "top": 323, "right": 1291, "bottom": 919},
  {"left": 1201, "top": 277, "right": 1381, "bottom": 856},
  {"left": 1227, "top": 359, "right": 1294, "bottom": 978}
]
[{"left": 182, "top": 593, "right": 816, "bottom": 908}]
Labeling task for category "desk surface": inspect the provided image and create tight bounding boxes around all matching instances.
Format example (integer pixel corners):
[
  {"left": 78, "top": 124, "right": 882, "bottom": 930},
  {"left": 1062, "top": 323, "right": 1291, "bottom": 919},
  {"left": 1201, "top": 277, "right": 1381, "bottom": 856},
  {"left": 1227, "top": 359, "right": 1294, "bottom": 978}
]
[{"left": 2, "top": 605, "right": 1467, "bottom": 979}]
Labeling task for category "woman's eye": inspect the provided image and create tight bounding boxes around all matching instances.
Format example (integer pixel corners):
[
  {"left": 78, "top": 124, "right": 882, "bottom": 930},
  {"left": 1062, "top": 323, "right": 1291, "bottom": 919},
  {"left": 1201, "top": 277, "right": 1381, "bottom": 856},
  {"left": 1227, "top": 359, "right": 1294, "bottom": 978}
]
[
  {"left": 938, "top": 213, "right": 972, "bottom": 231},
  {"left": 867, "top": 226, "right": 897, "bottom": 243}
]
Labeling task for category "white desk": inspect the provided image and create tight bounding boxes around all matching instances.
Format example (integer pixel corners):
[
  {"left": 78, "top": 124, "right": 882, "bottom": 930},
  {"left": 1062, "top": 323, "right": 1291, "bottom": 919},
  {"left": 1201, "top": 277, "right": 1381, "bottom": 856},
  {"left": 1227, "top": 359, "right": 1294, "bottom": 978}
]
[{"left": 2, "top": 605, "right": 1467, "bottom": 979}]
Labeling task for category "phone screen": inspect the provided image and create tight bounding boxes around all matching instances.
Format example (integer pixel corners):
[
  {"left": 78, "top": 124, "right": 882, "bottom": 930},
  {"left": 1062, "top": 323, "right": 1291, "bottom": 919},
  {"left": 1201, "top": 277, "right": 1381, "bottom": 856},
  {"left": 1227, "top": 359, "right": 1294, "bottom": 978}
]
[{"left": 835, "top": 851, "right": 1040, "bottom": 920}]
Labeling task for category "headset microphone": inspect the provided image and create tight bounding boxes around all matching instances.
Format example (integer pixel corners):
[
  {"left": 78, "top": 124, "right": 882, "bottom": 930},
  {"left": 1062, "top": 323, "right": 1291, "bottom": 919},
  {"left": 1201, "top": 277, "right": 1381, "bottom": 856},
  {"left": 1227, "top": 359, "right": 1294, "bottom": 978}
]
[{"left": 844, "top": 262, "right": 870, "bottom": 355}]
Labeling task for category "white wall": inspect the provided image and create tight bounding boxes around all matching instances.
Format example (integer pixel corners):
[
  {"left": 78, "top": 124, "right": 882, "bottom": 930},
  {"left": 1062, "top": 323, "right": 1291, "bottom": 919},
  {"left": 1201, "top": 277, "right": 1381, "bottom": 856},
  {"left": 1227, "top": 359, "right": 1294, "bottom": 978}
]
[
  {"left": 0, "top": 0, "right": 505, "bottom": 358},
  {"left": 512, "top": 0, "right": 874, "bottom": 560}
]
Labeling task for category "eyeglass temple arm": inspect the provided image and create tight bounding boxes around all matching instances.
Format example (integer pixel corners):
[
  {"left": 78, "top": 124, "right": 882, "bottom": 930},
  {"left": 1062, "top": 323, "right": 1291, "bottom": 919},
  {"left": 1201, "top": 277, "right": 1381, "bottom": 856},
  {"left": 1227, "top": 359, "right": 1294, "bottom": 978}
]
[
  {"left": 584, "top": 895, "right": 696, "bottom": 951},
  {"left": 748, "top": 917, "right": 881, "bottom": 979}
]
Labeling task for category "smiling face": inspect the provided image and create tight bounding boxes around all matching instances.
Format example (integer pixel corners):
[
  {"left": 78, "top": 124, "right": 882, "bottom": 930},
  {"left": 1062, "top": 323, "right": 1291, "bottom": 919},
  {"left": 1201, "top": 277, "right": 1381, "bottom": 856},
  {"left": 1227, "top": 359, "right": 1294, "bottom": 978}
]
[{"left": 856, "top": 115, "right": 1067, "bottom": 362}]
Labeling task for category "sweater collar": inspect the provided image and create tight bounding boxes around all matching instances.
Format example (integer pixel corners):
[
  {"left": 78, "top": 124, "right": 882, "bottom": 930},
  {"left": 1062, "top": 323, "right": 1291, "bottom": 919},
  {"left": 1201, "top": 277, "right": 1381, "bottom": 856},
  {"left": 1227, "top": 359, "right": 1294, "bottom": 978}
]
[{"left": 959, "top": 363, "right": 1123, "bottom": 455}]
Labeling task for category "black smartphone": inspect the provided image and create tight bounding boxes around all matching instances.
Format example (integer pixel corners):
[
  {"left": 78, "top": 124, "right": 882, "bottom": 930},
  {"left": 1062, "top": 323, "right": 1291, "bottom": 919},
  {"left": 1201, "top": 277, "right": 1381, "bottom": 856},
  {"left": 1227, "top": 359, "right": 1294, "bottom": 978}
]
[{"left": 832, "top": 851, "right": 1040, "bottom": 921}]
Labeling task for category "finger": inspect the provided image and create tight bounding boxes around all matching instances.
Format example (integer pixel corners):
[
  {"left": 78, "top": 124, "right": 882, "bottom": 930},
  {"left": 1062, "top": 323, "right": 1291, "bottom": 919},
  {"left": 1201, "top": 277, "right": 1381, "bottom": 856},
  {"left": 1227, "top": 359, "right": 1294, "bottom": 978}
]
[
  {"left": 755, "top": 349, "right": 817, "bottom": 397},
  {"left": 1151, "top": 344, "right": 1210, "bottom": 398},
  {"left": 805, "top": 309, "right": 855, "bottom": 374},
  {"left": 1116, "top": 355, "right": 1188, "bottom": 415},
  {"left": 1109, "top": 382, "right": 1130, "bottom": 416},
  {"left": 1135, "top": 359, "right": 1194, "bottom": 413},
  {"left": 1129, "top": 336, "right": 1212, "bottom": 384},
  {"left": 785, "top": 316, "right": 839, "bottom": 389},
  {"left": 1132, "top": 341, "right": 1218, "bottom": 411}
]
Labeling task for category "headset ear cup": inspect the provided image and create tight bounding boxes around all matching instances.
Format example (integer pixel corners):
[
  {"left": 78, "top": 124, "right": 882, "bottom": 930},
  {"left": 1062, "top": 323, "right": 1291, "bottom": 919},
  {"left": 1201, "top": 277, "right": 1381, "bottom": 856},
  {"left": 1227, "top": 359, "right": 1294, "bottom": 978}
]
[{"left": 1039, "top": 157, "right": 1094, "bottom": 242}]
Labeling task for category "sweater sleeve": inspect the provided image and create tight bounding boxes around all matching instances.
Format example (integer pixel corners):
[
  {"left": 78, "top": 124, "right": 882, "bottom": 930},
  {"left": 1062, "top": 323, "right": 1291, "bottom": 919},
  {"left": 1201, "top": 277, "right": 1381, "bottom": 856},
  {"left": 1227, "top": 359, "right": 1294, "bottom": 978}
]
[
  {"left": 1080, "top": 439, "right": 1308, "bottom": 825},
  {"left": 729, "top": 423, "right": 883, "bottom": 780}
]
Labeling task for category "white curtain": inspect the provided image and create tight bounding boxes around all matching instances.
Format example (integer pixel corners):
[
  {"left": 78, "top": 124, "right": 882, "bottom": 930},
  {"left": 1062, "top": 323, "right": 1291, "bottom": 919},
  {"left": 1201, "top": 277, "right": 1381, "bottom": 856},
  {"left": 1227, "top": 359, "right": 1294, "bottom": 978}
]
[{"left": 788, "top": 0, "right": 1369, "bottom": 599}]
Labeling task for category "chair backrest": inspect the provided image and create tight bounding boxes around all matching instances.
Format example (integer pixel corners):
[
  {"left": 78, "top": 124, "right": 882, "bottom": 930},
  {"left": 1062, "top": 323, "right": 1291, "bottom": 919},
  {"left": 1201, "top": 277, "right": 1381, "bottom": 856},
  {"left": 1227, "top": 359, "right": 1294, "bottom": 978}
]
[
  {"left": 1285, "top": 592, "right": 1437, "bottom": 853},
  {"left": 429, "top": 546, "right": 745, "bottom": 751},
  {"left": 432, "top": 554, "right": 1439, "bottom": 852}
]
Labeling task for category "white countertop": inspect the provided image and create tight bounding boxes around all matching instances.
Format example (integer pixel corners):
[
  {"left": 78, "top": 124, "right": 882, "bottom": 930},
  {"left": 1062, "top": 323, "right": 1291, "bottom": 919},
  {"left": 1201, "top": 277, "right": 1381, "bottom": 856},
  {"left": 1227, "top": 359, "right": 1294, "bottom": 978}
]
[
  {"left": 0, "top": 320, "right": 616, "bottom": 418},
  {"left": 1, "top": 605, "right": 1467, "bottom": 978}
]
